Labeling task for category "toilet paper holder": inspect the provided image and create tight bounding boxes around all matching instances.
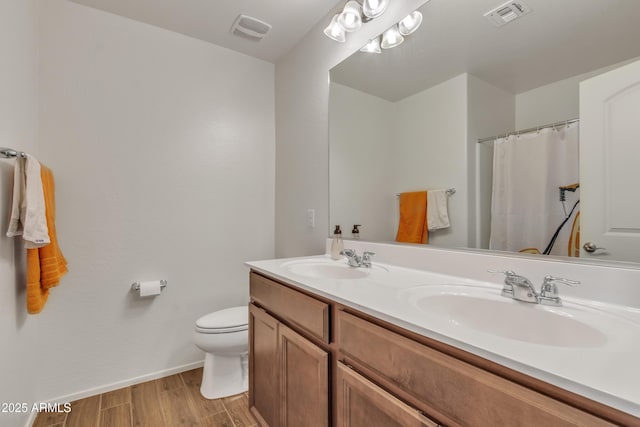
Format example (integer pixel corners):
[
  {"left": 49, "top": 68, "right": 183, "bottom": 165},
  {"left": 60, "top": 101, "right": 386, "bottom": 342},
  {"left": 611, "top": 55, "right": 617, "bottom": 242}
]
[{"left": 131, "top": 280, "right": 168, "bottom": 292}]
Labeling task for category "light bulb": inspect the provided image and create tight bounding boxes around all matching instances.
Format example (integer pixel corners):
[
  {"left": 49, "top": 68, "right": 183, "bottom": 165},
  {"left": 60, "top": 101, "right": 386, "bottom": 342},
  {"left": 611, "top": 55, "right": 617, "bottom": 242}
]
[
  {"left": 362, "top": 0, "right": 389, "bottom": 19},
  {"left": 398, "top": 11, "right": 423, "bottom": 36},
  {"left": 381, "top": 25, "right": 404, "bottom": 49},
  {"left": 337, "top": 1, "right": 362, "bottom": 32},
  {"left": 359, "top": 37, "right": 381, "bottom": 54},
  {"left": 401, "top": 15, "right": 414, "bottom": 28},
  {"left": 324, "top": 14, "right": 346, "bottom": 42}
]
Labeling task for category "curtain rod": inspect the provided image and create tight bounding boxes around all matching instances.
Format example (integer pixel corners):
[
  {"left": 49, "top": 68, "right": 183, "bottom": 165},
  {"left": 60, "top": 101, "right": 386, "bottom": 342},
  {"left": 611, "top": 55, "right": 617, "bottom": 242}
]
[
  {"left": 0, "top": 147, "right": 26, "bottom": 159},
  {"left": 477, "top": 118, "right": 579, "bottom": 144}
]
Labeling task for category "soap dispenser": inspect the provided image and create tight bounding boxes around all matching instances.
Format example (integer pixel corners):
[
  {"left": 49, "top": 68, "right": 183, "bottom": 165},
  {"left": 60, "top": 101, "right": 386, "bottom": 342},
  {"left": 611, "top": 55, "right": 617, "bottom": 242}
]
[
  {"left": 331, "top": 225, "right": 344, "bottom": 260},
  {"left": 352, "top": 224, "right": 361, "bottom": 240}
]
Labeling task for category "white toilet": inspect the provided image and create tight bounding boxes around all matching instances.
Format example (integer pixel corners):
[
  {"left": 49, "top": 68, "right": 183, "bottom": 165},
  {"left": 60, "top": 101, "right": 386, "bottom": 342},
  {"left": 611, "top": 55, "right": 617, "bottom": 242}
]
[{"left": 193, "top": 306, "right": 249, "bottom": 399}]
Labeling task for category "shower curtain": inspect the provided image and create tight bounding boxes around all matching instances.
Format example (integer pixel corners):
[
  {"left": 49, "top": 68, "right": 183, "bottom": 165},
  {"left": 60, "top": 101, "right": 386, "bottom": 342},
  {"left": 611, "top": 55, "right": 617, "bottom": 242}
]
[{"left": 489, "top": 122, "right": 579, "bottom": 256}]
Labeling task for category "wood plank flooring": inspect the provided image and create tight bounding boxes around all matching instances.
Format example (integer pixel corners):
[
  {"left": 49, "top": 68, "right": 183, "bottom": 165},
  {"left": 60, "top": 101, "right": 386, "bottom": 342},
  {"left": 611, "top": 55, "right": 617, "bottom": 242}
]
[{"left": 32, "top": 368, "right": 256, "bottom": 427}]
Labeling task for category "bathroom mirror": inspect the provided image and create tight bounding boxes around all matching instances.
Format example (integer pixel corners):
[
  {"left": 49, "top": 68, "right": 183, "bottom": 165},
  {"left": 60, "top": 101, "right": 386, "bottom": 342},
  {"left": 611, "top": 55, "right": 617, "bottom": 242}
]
[{"left": 329, "top": 0, "right": 640, "bottom": 264}]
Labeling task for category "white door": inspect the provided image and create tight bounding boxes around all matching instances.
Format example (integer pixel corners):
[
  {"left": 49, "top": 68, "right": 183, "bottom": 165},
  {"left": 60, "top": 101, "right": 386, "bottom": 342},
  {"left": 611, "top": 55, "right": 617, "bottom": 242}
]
[{"left": 580, "top": 58, "right": 640, "bottom": 262}]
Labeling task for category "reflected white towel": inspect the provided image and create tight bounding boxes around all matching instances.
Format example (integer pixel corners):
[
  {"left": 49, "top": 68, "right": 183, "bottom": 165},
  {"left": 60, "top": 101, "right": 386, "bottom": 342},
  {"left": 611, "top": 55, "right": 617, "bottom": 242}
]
[
  {"left": 7, "top": 156, "right": 26, "bottom": 237},
  {"left": 427, "top": 189, "right": 450, "bottom": 230},
  {"left": 6, "top": 154, "right": 50, "bottom": 248}
]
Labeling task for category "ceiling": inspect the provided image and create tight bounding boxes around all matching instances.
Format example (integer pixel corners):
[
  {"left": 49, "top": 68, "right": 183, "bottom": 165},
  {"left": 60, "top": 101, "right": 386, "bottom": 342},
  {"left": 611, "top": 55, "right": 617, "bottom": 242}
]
[
  {"left": 69, "top": 0, "right": 342, "bottom": 63},
  {"left": 331, "top": 0, "right": 640, "bottom": 101}
]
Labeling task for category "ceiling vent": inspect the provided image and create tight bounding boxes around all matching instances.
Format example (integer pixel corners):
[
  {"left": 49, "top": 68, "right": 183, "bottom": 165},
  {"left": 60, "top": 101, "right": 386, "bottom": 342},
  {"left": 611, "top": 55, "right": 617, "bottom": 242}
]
[
  {"left": 484, "top": 1, "right": 532, "bottom": 27},
  {"left": 230, "top": 15, "right": 272, "bottom": 42}
]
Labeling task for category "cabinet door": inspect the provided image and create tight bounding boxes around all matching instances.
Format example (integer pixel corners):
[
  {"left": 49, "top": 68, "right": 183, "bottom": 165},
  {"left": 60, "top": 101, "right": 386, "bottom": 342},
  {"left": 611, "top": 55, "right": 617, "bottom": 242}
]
[
  {"left": 279, "top": 324, "right": 329, "bottom": 427},
  {"left": 249, "top": 304, "right": 279, "bottom": 427},
  {"left": 336, "top": 363, "right": 439, "bottom": 427}
]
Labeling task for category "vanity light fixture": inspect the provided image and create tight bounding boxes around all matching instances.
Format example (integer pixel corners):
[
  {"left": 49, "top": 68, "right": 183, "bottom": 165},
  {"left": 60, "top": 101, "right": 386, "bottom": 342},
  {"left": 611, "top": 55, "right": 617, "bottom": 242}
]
[
  {"left": 362, "top": 0, "right": 389, "bottom": 19},
  {"left": 324, "top": 0, "right": 390, "bottom": 42},
  {"left": 398, "top": 11, "right": 422, "bottom": 35},
  {"left": 360, "top": 8, "right": 422, "bottom": 53},
  {"left": 324, "top": 14, "right": 346, "bottom": 42},
  {"left": 359, "top": 36, "right": 382, "bottom": 53},
  {"left": 381, "top": 25, "right": 404, "bottom": 49},
  {"left": 337, "top": 1, "right": 363, "bottom": 32}
]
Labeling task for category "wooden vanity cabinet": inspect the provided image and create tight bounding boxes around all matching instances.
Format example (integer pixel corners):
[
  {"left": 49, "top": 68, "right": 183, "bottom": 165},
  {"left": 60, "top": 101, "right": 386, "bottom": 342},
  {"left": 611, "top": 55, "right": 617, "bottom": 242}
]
[
  {"left": 249, "top": 273, "right": 330, "bottom": 427},
  {"left": 249, "top": 270, "right": 636, "bottom": 427}
]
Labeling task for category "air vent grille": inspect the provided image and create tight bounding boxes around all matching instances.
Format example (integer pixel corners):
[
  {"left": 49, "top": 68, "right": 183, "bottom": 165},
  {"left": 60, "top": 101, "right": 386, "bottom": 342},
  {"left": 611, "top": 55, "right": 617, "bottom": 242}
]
[
  {"left": 484, "top": 1, "right": 532, "bottom": 27},
  {"left": 231, "top": 14, "right": 272, "bottom": 42}
]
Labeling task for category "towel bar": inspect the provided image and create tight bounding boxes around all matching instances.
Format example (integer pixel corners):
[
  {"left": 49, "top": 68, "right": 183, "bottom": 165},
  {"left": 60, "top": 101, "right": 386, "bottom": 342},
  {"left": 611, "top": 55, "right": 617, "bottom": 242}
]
[
  {"left": 130, "top": 280, "right": 167, "bottom": 292},
  {"left": 396, "top": 188, "right": 456, "bottom": 197},
  {"left": 0, "top": 147, "right": 26, "bottom": 158}
]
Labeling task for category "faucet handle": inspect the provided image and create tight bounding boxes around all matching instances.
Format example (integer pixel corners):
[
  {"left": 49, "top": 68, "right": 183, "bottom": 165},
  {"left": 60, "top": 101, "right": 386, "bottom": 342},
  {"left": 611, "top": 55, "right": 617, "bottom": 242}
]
[
  {"left": 542, "top": 276, "right": 580, "bottom": 287},
  {"left": 539, "top": 276, "right": 579, "bottom": 306},
  {"left": 488, "top": 269, "right": 516, "bottom": 277},
  {"left": 540, "top": 276, "right": 579, "bottom": 297},
  {"left": 340, "top": 249, "right": 356, "bottom": 257},
  {"left": 361, "top": 251, "right": 375, "bottom": 267}
]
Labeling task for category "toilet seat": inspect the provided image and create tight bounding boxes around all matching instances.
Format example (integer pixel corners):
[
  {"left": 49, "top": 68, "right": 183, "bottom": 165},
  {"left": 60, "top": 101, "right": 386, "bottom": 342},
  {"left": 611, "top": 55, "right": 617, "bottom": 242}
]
[{"left": 195, "top": 306, "right": 248, "bottom": 334}]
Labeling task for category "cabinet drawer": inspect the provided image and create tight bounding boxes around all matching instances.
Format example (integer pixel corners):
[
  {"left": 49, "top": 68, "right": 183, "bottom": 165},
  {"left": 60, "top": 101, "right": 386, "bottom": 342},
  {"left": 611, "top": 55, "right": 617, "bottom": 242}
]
[
  {"left": 250, "top": 272, "right": 330, "bottom": 343},
  {"left": 337, "top": 362, "right": 439, "bottom": 427},
  {"left": 337, "top": 310, "right": 614, "bottom": 427}
]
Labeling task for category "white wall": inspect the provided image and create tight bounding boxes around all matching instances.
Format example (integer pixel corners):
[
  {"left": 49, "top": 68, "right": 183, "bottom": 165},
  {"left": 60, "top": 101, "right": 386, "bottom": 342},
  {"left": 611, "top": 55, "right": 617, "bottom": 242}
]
[
  {"left": 34, "top": 0, "right": 274, "bottom": 402},
  {"left": 392, "top": 74, "right": 469, "bottom": 248},
  {"left": 275, "top": 0, "right": 429, "bottom": 257},
  {"left": 515, "top": 58, "right": 640, "bottom": 129},
  {"left": 329, "top": 83, "right": 395, "bottom": 242},
  {"left": 0, "top": 1, "right": 39, "bottom": 426}
]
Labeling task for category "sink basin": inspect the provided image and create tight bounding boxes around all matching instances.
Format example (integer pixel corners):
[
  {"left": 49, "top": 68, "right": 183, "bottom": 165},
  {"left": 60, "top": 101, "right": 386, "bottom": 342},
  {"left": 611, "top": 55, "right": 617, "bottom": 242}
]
[
  {"left": 400, "top": 284, "right": 610, "bottom": 348},
  {"left": 281, "top": 259, "right": 370, "bottom": 279}
]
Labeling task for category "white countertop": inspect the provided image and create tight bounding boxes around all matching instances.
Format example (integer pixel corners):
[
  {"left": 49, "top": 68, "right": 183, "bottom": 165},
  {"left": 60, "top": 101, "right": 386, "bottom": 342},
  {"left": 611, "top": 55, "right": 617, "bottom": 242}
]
[{"left": 246, "top": 255, "right": 640, "bottom": 418}]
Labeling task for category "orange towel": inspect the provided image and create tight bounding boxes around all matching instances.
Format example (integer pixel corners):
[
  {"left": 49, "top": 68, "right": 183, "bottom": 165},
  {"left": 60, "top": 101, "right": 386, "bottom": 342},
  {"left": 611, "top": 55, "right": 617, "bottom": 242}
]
[
  {"left": 26, "top": 165, "right": 68, "bottom": 314},
  {"left": 395, "top": 191, "right": 428, "bottom": 244}
]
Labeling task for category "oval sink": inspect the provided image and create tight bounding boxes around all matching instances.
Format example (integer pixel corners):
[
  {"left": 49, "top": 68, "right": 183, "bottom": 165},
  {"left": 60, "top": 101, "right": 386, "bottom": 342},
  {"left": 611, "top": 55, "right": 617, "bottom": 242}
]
[
  {"left": 400, "top": 285, "right": 611, "bottom": 348},
  {"left": 281, "top": 259, "right": 369, "bottom": 279},
  {"left": 419, "top": 293, "right": 607, "bottom": 347}
]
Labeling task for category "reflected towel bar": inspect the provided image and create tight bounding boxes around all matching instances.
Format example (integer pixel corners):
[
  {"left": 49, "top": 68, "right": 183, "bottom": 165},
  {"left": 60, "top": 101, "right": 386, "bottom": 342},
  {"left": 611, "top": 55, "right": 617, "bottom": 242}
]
[
  {"left": 396, "top": 188, "right": 455, "bottom": 197},
  {"left": 0, "top": 147, "right": 26, "bottom": 159}
]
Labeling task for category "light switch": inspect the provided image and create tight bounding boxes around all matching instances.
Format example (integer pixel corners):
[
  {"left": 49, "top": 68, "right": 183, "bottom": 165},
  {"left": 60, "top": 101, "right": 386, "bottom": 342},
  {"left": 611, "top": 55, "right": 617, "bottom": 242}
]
[{"left": 306, "top": 209, "right": 316, "bottom": 228}]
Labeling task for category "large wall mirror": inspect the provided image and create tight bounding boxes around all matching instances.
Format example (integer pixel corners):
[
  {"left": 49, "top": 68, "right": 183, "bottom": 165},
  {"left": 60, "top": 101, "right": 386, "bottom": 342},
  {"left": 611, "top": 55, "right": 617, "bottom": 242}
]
[{"left": 329, "top": 0, "right": 640, "bottom": 264}]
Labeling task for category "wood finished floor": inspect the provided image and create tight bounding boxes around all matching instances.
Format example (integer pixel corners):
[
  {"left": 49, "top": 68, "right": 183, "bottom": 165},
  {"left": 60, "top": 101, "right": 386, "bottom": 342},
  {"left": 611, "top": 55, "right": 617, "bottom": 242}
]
[{"left": 32, "top": 368, "right": 257, "bottom": 427}]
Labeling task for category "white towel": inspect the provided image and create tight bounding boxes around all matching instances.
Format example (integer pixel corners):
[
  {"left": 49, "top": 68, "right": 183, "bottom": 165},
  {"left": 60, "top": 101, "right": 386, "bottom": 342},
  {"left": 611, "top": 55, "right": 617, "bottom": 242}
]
[
  {"left": 6, "top": 154, "right": 50, "bottom": 248},
  {"left": 427, "top": 189, "right": 450, "bottom": 230},
  {"left": 6, "top": 156, "right": 26, "bottom": 237}
]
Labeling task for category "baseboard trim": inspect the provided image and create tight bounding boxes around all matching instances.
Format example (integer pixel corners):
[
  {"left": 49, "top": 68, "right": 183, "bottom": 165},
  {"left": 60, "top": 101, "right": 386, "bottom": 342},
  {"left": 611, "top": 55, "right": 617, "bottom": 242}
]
[
  {"left": 25, "top": 360, "right": 204, "bottom": 427},
  {"left": 24, "top": 411, "right": 38, "bottom": 427}
]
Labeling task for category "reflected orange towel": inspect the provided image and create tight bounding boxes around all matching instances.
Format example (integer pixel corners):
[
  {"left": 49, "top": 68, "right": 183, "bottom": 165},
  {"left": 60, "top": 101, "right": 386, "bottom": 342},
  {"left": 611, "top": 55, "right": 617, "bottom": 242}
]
[
  {"left": 26, "top": 165, "right": 68, "bottom": 314},
  {"left": 395, "top": 191, "right": 428, "bottom": 244}
]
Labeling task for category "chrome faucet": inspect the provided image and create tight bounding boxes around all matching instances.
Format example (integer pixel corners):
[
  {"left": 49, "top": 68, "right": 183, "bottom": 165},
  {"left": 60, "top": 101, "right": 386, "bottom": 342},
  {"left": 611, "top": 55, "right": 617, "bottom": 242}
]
[
  {"left": 491, "top": 270, "right": 539, "bottom": 303},
  {"left": 489, "top": 271, "right": 579, "bottom": 306},
  {"left": 340, "top": 249, "right": 375, "bottom": 268}
]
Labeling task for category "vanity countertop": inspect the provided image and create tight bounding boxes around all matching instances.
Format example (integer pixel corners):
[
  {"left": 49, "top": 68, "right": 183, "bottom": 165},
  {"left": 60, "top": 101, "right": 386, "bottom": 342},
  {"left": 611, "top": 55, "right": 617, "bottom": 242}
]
[{"left": 246, "top": 255, "right": 640, "bottom": 418}]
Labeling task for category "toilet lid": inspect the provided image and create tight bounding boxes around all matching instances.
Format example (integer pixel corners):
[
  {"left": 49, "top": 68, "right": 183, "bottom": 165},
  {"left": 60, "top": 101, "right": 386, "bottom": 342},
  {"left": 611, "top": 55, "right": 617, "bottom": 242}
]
[{"left": 196, "top": 306, "right": 248, "bottom": 333}]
